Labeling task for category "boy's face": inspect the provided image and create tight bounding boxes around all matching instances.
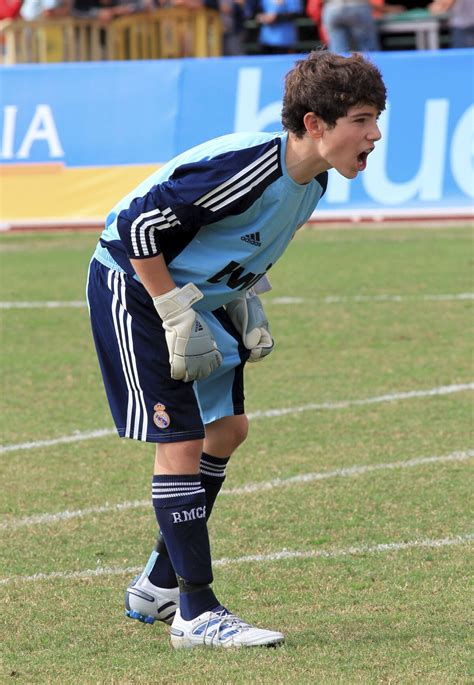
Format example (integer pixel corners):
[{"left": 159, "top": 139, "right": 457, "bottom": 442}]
[{"left": 318, "top": 105, "right": 382, "bottom": 179}]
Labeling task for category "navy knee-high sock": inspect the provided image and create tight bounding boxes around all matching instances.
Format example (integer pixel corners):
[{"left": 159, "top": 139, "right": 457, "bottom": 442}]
[
  {"left": 151, "top": 473, "right": 220, "bottom": 619},
  {"left": 200, "top": 453, "right": 230, "bottom": 514},
  {"left": 147, "top": 454, "right": 229, "bottom": 589}
]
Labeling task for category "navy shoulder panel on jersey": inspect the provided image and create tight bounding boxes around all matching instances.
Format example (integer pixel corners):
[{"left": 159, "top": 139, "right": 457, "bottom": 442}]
[
  {"left": 115, "top": 139, "right": 282, "bottom": 262},
  {"left": 315, "top": 171, "right": 328, "bottom": 197}
]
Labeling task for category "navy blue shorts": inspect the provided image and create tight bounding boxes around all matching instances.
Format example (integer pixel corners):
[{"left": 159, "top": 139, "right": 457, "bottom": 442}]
[{"left": 86, "top": 259, "right": 249, "bottom": 443}]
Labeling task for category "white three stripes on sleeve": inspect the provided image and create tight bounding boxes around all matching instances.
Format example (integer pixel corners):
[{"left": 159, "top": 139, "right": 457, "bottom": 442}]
[
  {"left": 194, "top": 145, "right": 279, "bottom": 212},
  {"left": 128, "top": 144, "right": 279, "bottom": 257},
  {"left": 130, "top": 207, "right": 180, "bottom": 258}
]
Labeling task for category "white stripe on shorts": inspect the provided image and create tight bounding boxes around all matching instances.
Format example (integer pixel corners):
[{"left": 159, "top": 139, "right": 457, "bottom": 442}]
[{"left": 107, "top": 271, "right": 148, "bottom": 441}]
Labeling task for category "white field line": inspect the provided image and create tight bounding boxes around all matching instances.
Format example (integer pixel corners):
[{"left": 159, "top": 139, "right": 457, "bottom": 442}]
[
  {"left": 1, "top": 293, "right": 473, "bottom": 309},
  {"left": 246, "top": 382, "right": 474, "bottom": 420},
  {"left": 3, "top": 449, "right": 472, "bottom": 531},
  {"left": 271, "top": 293, "right": 474, "bottom": 305},
  {"left": 1, "top": 533, "right": 472, "bottom": 587},
  {"left": 1, "top": 382, "right": 473, "bottom": 456},
  {"left": 0, "top": 301, "right": 86, "bottom": 309},
  {"left": 0, "top": 428, "right": 117, "bottom": 454}
]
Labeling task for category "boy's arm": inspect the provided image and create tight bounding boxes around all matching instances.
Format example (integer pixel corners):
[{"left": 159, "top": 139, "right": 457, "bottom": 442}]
[
  {"left": 130, "top": 253, "right": 176, "bottom": 298},
  {"left": 130, "top": 254, "right": 222, "bottom": 382}
]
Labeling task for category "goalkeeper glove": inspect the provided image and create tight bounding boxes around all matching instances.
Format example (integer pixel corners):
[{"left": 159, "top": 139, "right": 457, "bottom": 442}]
[
  {"left": 153, "top": 283, "right": 222, "bottom": 382},
  {"left": 226, "top": 292, "right": 274, "bottom": 362}
]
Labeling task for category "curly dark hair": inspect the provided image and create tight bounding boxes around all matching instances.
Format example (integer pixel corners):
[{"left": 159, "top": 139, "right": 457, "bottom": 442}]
[{"left": 281, "top": 50, "right": 387, "bottom": 136}]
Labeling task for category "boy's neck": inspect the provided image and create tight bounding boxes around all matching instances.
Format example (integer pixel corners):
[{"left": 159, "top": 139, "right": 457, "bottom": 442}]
[{"left": 285, "top": 132, "right": 330, "bottom": 185}]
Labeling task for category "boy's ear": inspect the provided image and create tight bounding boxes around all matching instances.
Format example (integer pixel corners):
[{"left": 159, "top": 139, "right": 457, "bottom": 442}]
[{"left": 303, "top": 112, "right": 325, "bottom": 139}]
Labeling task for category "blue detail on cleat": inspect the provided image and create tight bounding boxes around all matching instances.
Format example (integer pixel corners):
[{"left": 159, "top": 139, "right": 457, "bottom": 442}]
[{"left": 125, "top": 609, "right": 156, "bottom": 624}]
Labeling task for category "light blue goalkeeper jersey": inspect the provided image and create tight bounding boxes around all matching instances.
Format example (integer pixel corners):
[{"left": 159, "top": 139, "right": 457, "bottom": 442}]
[{"left": 93, "top": 131, "right": 327, "bottom": 311}]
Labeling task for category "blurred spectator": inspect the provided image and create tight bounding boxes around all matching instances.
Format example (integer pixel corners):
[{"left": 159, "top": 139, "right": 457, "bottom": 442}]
[
  {"left": 306, "top": 0, "right": 328, "bottom": 43},
  {"left": 253, "top": 0, "right": 303, "bottom": 54},
  {"left": 387, "top": 0, "right": 426, "bottom": 8},
  {"left": 429, "top": 0, "right": 474, "bottom": 47},
  {"left": 220, "top": 0, "right": 246, "bottom": 54},
  {"left": 156, "top": 0, "right": 202, "bottom": 6},
  {"left": 0, "top": 0, "right": 22, "bottom": 18},
  {"left": 322, "top": 0, "right": 404, "bottom": 53},
  {"left": 72, "top": 0, "right": 147, "bottom": 24},
  {"left": 21, "top": 0, "right": 71, "bottom": 20}
]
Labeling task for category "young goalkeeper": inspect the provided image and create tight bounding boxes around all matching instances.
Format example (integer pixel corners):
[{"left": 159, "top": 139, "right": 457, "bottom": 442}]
[{"left": 87, "top": 50, "right": 386, "bottom": 649}]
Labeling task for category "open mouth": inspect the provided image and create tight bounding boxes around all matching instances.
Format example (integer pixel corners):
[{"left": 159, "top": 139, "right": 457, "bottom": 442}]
[{"left": 357, "top": 147, "right": 374, "bottom": 171}]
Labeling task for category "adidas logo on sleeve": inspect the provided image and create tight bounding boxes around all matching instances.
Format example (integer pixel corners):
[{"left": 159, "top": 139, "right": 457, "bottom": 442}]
[{"left": 240, "top": 232, "right": 261, "bottom": 247}]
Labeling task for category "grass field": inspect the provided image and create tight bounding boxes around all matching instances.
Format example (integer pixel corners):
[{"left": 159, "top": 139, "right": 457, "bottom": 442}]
[{"left": 1, "top": 224, "right": 473, "bottom": 684}]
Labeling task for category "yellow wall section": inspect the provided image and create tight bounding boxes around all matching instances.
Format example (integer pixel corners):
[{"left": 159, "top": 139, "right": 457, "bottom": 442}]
[{"left": 0, "top": 164, "right": 160, "bottom": 224}]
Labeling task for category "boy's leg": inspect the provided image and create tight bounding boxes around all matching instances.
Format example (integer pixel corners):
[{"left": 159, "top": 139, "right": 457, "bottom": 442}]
[
  {"left": 126, "top": 416, "right": 248, "bottom": 622},
  {"left": 86, "top": 260, "right": 206, "bottom": 622},
  {"left": 150, "top": 431, "right": 284, "bottom": 649},
  {"left": 151, "top": 439, "right": 221, "bottom": 620},
  {"left": 126, "top": 304, "right": 250, "bottom": 622},
  {"left": 140, "top": 430, "right": 284, "bottom": 649}
]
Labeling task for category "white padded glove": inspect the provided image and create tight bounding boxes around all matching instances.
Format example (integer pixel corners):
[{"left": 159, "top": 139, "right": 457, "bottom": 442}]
[
  {"left": 153, "top": 283, "right": 222, "bottom": 382},
  {"left": 226, "top": 292, "right": 274, "bottom": 363}
]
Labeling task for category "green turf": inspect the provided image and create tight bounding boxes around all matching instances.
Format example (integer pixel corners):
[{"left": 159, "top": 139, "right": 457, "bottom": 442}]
[{"left": 1, "top": 225, "right": 473, "bottom": 683}]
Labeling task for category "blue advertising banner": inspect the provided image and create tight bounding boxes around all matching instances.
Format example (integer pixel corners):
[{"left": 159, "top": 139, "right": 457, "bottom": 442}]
[
  {"left": 0, "top": 60, "right": 181, "bottom": 165},
  {"left": 0, "top": 50, "right": 473, "bottom": 223}
]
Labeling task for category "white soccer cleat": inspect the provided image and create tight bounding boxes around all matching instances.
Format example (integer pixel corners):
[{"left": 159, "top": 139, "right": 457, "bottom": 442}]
[
  {"left": 125, "top": 574, "right": 179, "bottom": 625},
  {"left": 170, "top": 607, "right": 285, "bottom": 649}
]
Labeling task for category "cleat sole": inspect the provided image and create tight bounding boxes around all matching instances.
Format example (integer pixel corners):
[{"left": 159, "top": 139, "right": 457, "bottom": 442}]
[{"left": 125, "top": 609, "right": 155, "bottom": 624}]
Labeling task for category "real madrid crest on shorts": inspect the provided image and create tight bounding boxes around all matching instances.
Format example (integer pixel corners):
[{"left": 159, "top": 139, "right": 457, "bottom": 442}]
[{"left": 153, "top": 403, "right": 171, "bottom": 430}]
